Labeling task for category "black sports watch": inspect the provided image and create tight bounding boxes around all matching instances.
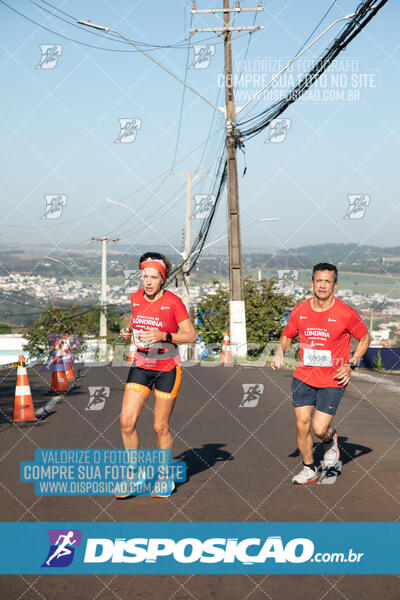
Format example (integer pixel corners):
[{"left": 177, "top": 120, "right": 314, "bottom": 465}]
[
  {"left": 165, "top": 332, "right": 173, "bottom": 343},
  {"left": 347, "top": 362, "right": 357, "bottom": 370}
]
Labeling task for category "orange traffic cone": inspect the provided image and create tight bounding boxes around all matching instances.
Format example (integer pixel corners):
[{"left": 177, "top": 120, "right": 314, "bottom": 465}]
[
  {"left": 128, "top": 339, "right": 136, "bottom": 364},
  {"left": 12, "top": 355, "right": 37, "bottom": 423},
  {"left": 50, "top": 369, "right": 68, "bottom": 393},
  {"left": 108, "top": 346, "right": 114, "bottom": 363},
  {"left": 49, "top": 347, "right": 68, "bottom": 393},
  {"left": 220, "top": 330, "right": 232, "bottom": 365},
  {"left": 61, "top": 339, "right": 74, "bottom": 381}
]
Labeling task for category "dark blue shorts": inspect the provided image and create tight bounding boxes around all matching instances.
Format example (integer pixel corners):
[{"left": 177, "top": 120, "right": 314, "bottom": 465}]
[{"left": 291, "top": 377, "right": 345, "bottom": 416}]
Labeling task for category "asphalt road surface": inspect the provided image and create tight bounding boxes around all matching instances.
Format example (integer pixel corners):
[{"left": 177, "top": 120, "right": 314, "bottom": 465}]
[{"left": 0, "top": 362, "right": 399, "bottom": 599}]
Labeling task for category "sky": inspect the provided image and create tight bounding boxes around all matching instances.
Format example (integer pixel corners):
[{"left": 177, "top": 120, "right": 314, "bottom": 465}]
[{"left": 0, "top": 0, "right": 399, "bottom": 260}]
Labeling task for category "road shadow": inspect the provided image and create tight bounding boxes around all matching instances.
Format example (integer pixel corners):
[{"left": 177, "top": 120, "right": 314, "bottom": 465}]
[
  {"left": 174, "top": 443, "right": 233, "bottom": 485},
  {"left": 289, "top": 435, "right": 372, "bottom": 466}
]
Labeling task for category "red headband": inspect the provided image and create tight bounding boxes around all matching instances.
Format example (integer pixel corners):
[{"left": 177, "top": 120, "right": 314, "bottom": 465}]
[{"left": 140, "top": 259, "right": 166, "bottom": 278}]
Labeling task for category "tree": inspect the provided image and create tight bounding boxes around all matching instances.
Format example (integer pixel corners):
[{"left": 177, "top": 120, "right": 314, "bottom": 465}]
[
  {"left": 196, "top": 278, "right": 295, "bottom": 356},
  {"left": 23, "top": 304, "right": 122, "bottom": 359},
  {"left": 0, "top": 323, "right": 12, "bottom": 334}
]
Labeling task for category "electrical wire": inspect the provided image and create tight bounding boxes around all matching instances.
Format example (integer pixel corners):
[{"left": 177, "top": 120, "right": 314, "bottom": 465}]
[
  {"left": 238, "top": 0, "right": 389, "bottom": 139},
  {"left": 170, "top": 11, "right": 193, "bottom": 171},
  {"left": 166, "top": 0, "right": 389, "bottom": 281},
  {"left": 0, "top": 0, "right": 250, "bottom": 53}
]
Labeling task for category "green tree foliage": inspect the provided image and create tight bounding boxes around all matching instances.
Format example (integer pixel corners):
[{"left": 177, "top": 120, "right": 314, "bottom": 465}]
[
  {"left": 23, "top": 304, "right": 122, "bottom": 359},
  {"left": 196, "top": 278, "right": 295, "bottom": 356},
  {"left": 0, "top": 323, "right": 12, "bottom": 334}
]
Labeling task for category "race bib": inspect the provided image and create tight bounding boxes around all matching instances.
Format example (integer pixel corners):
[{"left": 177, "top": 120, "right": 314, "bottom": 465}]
[
  {"left": 303, "top": 348, "right": 332, "bottom": 367},
  {"left": 132, "top": 328, "right": 149, "bottom": 348}
]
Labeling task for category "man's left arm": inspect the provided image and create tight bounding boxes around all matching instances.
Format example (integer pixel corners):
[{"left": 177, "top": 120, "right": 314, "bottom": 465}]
[{"left": 334, "top": 331, "right": 371, "bottom": 385}]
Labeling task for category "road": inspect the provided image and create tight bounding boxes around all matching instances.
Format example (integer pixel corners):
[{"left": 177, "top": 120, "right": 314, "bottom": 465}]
[{"left": 0, "top": 362, "right": 399, "bottom": 599}]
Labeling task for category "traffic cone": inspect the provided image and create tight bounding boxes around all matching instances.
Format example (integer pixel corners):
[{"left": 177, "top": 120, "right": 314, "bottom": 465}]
[
  {"left": 12, "top": 355, "right": 37, "bottom": 423},
  {"left": 50, "top": 369, "right": 68, "bottom": 393},
  {"left": 128, "top": 338, "right": 136, "bottom": 364},
  {"left": 220, "top": 330, "right": 232, "bottom": 365},
  {"left": 108, "top": 346, "right": 114, "bottom": 363},
  {"left": 61, "top": 338, "right": 74, "bottom": 381},
  {"left": 49, "top": 347, "right": 68, "bottom": 393}
]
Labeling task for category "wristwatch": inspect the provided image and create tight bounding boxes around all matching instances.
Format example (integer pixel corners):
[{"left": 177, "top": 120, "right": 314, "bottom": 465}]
[
  {"left": 165, "top": 332, "right": 173, "bottom": 343},
  {"left": 347, "top": 362, "right": 357, "bottom": 370}
]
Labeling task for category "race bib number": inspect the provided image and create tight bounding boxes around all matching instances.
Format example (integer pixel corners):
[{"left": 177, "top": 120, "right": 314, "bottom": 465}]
[
  {"left": 303, "top": 348, "right": 332, "bottom": 367},
  {"left": 132, "top": 328, "right": 149, "bottom": 348}
]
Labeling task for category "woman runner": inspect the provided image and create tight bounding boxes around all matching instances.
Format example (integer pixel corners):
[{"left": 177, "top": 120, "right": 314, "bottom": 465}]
[{"left": 118, "top": 252, "right": 196, "bottom": 498}]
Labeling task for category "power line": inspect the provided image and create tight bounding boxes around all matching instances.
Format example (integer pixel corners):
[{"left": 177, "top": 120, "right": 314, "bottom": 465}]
[
  {"left": 0, "top": 0, "right": 251, "bottom": 54},
  {"left": 170, "top": 12, "right": 193, "bottom": 171},
  {"left": 0, "top": 0, "right": 186, "bottom": 53},
  {"left": 238, "top": 0, "right": 389, "bottom": 138}
]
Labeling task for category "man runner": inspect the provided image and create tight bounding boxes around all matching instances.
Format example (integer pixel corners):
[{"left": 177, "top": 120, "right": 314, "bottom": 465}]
[{"left": 271, "top": 263, "right": 370, "bottom": 484}]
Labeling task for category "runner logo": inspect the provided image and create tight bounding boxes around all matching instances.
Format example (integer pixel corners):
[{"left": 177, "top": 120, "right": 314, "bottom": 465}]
[
  {"left": 160, "top": 306, "right": 170, "bottom": 310},
  {"left": 240, "top": 384, "right": 264, "bottom": 407},
  {"left": 115, "top": 118, "right": 142, "bottom": 143},
  {"left": 190, "top": 44, "right": 215, "bottom": 69},
  {"left": 318, "top": 460, "right": 342, "bottom": 485},
  {"left": 36, "top": 44, "right": 62, "bottom": 69},
  {"left": 42, "top": 529, "right": 81, "bottom": 567},
  {"left": 265, "top": 118, "right": 291, "bottom": 143},
  {"left": 193, "top": 195, "right": 216, "bottom": 219},
  {"left": 41, "top": 194, "right": 67, "bottom": 220},
  {"left": 274, "top": 270, "right": 299, "bottom": 294},
  {"left": 86, "top": 387, "right": 110, "bottom": 411},
  {"left": 300, "top": 316, "right": 307, "bottom": 320},
  {"left": 123, "top": 270, "right": 141, "bottom": 294},
  {"left": 328, "top": 318, "right": 336, "bottom": 322},
  {"left": 344, "top": 194, "right": 370, "bottom": 219}
]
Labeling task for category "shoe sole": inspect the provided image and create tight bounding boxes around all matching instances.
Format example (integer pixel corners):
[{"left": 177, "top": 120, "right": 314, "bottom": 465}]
[
  {"left": 115, "top": 479, "right": 147, "bottom": 499},
  {"left": 292, "top": 476, "right": 318, "bottom": 485},
  {"left": 115, "top": 493, "right": 135, "bottom": 500},
  {"left": 323, "top": 431, "right": 340, "bottom": 467}
]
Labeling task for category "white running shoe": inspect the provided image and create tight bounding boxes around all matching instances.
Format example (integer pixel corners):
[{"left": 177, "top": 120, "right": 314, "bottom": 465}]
[
  {"left": 292, "top": 465, "right": 318, "bottom": 485},
  {"left": 323, "top": 430, "right": 340, "bottom": 467}
]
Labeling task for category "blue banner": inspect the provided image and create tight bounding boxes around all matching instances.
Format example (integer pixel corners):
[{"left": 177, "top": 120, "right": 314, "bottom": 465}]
[
  {"left": 20, "top": 449, "right": 186, "bottom": 496},
  {"left": 0, "top": 522, "right": 398, "bottom": 574}
]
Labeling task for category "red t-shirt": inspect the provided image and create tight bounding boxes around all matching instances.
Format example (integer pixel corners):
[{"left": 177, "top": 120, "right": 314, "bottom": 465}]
[
  {"left": 129, "top": 289, "right": 189, "bottom": 372},
  {"left": 282, "top": 297, "right": 368, "bottom": 388}
]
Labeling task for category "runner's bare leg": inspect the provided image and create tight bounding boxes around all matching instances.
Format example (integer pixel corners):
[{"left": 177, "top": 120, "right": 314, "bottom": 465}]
[
  {"left": 120, "top": 389, "right": 149, "bottom": 449},
  {"left": 294, "top": 405, "right": 315, "bottom": 464},
  {"left": 312, "top": 410, "right": 334, "bottom": 442},
  {"left": 153, "top": 395, "right": 177, "bottom": 451}
]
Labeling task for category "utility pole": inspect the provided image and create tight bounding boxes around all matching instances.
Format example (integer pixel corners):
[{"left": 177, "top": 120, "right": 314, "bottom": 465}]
[
  {"left": 170, "top": 171, "right": 209, "bottom": 360},
  {"left": 224, "top": 0, "right": 245, "bottom": 357},
  {"left": 169, "top": 171, "right": 209, "bottom": 313},
  {"left": 90, "top": 237, "right": 119, "bottom": 360},
  {"left": 191, "top": 1, "right": 263, "bottom": 357}
]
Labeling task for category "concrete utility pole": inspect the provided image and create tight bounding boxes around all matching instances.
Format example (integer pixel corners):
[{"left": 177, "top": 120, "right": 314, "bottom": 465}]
[
  {"left": 90, "top": 237, "right": 119, "bottom": 360},
  {"left": 169, "top": 171, "right": 209, "bottom": 313},
  {"left": 224, "top": 0, "right": 245, "bottom": 357},
  {"left": 170, "top": 171, "right": 209, "bottom": 361},
  {"left": 191, "top": 1, "right": 263, "bottom": 357}
]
